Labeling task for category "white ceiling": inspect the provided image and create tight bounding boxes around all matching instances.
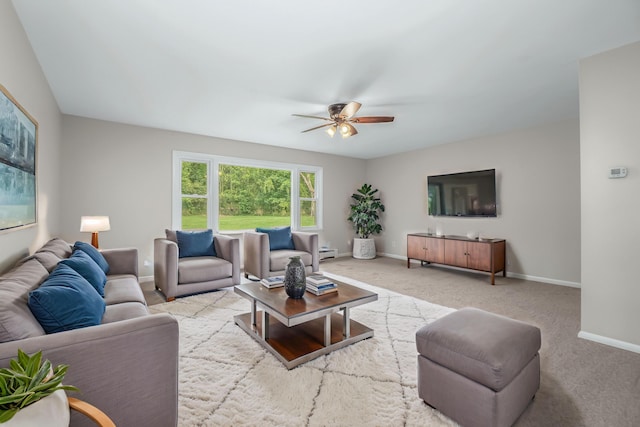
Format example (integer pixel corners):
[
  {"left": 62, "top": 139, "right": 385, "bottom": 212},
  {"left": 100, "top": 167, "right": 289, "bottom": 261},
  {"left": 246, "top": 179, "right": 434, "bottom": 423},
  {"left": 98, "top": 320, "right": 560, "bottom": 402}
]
[{"left": 11, "top": 0, "right": 640, "bottom": 159}]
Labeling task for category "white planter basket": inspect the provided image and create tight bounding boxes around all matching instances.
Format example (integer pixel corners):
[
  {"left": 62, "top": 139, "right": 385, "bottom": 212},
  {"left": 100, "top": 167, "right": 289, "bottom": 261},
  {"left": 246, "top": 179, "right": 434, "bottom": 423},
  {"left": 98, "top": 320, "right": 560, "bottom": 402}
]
[
  {"left": 352, "top": 238, "right": 376, "bottom": 259},
  {"left": 4, "top": 389, "right": 70, "bottom": 427}
]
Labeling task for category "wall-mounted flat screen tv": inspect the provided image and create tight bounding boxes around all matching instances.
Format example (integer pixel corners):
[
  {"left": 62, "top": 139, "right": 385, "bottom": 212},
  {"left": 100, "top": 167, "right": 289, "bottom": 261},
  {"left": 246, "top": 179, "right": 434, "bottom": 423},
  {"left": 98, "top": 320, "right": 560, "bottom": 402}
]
[{"left": 428, "top": 169, "right": 497, "bottom": 217}]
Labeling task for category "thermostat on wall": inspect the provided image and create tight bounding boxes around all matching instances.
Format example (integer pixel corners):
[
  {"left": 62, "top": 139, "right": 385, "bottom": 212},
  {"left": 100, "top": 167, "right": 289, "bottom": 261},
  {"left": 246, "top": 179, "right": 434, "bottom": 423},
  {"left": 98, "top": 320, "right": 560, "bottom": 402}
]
[{"left": 608, "top": 167, "right": 627, "bottom": 179}]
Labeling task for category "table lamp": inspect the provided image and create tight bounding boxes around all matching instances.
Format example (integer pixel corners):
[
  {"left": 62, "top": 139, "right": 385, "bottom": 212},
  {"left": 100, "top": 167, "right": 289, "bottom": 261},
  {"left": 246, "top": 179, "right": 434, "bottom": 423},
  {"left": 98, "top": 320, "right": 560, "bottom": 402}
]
[{"left": 80, "top": 216, "right": 111, "bottom": 248}]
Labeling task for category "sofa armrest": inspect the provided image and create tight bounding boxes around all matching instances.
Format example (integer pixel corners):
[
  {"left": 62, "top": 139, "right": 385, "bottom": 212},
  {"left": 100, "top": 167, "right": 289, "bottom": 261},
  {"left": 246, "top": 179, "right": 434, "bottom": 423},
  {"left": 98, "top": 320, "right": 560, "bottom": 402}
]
[
  {"left": 154, "top": 238, "right": 178, "bottom": 300},
  {"left": 243, "top": 231, "right": 270, "bottom": 279},
  {"left": 0, "top": 314, "right": 179, "bottom": 427},
  {"left": 214, "top": 234, "right": 241, "bottom": 285},
  {"left": 292, "top": 232, "right": 319, "bottom": 272},
  {"left": 101, "top": 248, "right": 138, "bottom": 278}
]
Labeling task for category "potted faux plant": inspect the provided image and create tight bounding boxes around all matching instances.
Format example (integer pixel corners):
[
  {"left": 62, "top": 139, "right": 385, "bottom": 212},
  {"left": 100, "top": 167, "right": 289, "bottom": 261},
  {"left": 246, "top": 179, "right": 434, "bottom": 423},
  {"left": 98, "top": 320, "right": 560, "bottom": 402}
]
[
  {"left": 347, "top": 183, "right": 385, "bottom": 259},
  {"left": 0, "top": 349, "right": 78, "bottom": 425}
]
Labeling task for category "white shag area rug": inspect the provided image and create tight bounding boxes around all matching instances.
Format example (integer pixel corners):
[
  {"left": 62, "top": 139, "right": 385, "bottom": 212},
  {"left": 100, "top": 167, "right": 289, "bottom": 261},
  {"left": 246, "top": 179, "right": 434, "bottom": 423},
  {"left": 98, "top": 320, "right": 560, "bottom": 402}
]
[{"left": 149, "top": 273, "right": 458, "bottom": 427}]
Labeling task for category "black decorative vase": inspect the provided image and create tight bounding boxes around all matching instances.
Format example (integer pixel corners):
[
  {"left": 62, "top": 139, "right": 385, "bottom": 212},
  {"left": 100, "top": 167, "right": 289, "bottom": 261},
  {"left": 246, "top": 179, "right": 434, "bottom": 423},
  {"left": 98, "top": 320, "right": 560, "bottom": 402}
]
[{"left": 284, "top": 256, "right": 306, "bottom": 299}]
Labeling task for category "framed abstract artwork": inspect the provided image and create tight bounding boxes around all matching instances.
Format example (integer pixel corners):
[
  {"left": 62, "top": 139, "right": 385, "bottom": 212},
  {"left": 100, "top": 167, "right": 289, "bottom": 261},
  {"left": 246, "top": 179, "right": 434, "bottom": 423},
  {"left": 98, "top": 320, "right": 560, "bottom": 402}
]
[{"left": 0, "top": 84, "right": 37, "bottom": 232}]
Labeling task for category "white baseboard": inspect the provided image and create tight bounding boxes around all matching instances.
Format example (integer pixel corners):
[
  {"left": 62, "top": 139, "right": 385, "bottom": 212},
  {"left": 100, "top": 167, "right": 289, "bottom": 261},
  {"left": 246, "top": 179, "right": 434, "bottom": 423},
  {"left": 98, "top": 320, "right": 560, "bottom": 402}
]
[
  {"left": 506, "top": 272, "right": 581, "bottom": 288},
  {"left": 578, "top": 331, "right": 640, "bottom": 354},
  {"left": 380, "top": 252, "right": 404, "bottom": 260},
  {"left": 139, "top": 275, "right": 154, "bottom": 283},
  {"left": 380, "top": 254, "right": 581, "bottom": 288}
]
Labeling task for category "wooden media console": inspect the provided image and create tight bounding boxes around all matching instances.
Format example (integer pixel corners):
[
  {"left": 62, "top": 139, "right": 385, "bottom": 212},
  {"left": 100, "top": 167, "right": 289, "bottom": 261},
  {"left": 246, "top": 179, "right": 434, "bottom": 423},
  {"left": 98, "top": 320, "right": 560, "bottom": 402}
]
[{"left": 407, "top": 233, "right": 506, "bottom": 285}]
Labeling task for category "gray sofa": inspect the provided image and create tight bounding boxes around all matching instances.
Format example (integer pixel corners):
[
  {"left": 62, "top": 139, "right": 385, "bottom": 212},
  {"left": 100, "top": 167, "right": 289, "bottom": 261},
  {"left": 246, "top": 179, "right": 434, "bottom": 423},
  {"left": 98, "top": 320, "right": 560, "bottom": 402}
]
[
  {"left": 0, "top": 238, "right": 178, "bottom": 427},
  {"left": 154, "top": 230, "right": 241, "bottom": 301}
]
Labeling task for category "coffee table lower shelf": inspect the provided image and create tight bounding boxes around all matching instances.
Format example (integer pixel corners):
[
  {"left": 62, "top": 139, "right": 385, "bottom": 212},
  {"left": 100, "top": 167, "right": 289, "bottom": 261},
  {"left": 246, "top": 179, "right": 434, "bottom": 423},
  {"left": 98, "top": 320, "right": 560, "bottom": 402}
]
[{"left": 234, "top": 311, "right": 373, "bottom": 369}]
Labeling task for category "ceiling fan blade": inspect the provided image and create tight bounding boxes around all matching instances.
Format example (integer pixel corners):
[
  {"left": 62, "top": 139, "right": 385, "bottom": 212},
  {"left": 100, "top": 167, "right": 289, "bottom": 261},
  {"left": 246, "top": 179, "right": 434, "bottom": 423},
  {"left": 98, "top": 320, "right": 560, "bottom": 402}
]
[
  {"left": 339, "top": 101, "right": 362, "bottom": 119},
  {"left": 292, "top": 114, "right": 333, "bottom": 122},
  {"left": 350, "top": 116, "right": 395, "bottom": 123},
  {"left": 301, "top": 123, "right": 335, "bottom": 133},
  {"left": 292, "top": 114, "right": 333, "bottom": 121}
]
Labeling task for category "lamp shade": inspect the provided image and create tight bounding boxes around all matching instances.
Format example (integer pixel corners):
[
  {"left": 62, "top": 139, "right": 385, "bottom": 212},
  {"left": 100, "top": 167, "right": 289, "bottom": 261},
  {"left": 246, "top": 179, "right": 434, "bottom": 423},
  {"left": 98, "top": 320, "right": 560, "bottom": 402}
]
[{"left": 80, "top": 216, "right": 111, "bottom": 232}]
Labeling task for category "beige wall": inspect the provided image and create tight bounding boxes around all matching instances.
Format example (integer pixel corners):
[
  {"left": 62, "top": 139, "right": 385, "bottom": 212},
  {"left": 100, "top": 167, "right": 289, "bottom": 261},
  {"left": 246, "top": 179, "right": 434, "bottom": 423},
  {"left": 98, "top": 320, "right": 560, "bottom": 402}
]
[
  {"left": 366, "top": 120, "right": 581, "bottom": 285},
  {"left": 579, "top": 41, "right": 640, "bottom": 350},
  {"left": 60, "top": 115, "right": 366, "bottom": 276},
  {"left": 0, "top": 2, "right": 63, "bottom": 273}
]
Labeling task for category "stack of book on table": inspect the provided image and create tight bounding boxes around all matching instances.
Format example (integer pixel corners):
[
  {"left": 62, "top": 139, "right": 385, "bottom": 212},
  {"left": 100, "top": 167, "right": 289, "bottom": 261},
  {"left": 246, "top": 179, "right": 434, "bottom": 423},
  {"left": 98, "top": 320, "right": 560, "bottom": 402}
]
[
  {"left": 305, "top": 274, "right": 337, "bottom": 295},
  {"left": 260, "top": 276, "right": 284, "bottom": 289}
]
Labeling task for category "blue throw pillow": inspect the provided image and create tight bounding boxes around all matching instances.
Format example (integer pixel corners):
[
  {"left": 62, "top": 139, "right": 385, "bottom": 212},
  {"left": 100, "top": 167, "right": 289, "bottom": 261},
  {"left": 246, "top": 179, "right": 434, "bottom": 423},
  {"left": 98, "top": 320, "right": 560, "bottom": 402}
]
[
  {"left": 176, "top": 229, "right": 216, "bottom": 258},
  {"left": 73, "top": 241, "right": 110, "bottom": 274},
  {"left": 28, "top": 264, "right": 106, "bottom": 334},
  {"left": 59, "top": 250, "right": 107, "bottom": 296},
  {"left": 256, "top": 226, "right": 295, "bottom": 251}
]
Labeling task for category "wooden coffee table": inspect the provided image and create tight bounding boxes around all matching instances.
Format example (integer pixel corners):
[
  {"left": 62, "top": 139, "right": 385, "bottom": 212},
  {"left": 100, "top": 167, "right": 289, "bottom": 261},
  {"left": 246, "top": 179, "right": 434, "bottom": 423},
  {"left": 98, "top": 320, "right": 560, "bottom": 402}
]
[{"left": 234, "top": 279, "right": 378, "bottom": 369}]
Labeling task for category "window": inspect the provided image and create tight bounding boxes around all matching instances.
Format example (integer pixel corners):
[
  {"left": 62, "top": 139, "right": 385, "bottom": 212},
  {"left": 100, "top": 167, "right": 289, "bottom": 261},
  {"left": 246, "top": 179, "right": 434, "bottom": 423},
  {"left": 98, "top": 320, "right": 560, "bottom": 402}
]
[
  {"left": 299, "top": 171, "right": 317, "bottom": 227},
  {"left": 180, "top": 161, "right": 208, "bottom": 230},
  {"left": 173, "top": 152, "right": 322, "bottom": 232}
]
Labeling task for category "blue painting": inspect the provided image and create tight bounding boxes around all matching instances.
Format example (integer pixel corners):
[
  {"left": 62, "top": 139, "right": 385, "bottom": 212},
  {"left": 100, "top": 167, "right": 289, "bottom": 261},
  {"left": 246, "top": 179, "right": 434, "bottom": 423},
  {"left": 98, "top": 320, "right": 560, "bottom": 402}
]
[{"left": 0, "top": 84, "right": 37, "bottom": 231}]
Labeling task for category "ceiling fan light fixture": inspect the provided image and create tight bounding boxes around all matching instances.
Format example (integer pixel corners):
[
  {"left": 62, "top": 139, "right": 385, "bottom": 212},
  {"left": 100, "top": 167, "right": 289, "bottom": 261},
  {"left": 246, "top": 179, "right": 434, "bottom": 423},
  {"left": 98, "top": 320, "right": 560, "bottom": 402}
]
[
  {"left": 294, "top": 102, "right": 392, "bottom": 139},
  {"left": 340, "top": 122, "right": 357, "bottom": 139}
]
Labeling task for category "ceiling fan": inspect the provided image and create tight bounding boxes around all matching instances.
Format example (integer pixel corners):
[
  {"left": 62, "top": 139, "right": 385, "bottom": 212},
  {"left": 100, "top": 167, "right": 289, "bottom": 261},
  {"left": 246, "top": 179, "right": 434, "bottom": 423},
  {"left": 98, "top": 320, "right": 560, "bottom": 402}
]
[{"left": 292, "top": 101, "right": 394, "bottom": 139}]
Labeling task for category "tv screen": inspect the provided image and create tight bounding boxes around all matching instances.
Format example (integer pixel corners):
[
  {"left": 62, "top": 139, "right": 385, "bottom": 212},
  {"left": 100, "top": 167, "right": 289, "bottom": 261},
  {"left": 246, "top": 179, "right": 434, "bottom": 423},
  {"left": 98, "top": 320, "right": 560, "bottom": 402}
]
[{"left": 428, "top": 169, "right": 497, "bottom": 217}]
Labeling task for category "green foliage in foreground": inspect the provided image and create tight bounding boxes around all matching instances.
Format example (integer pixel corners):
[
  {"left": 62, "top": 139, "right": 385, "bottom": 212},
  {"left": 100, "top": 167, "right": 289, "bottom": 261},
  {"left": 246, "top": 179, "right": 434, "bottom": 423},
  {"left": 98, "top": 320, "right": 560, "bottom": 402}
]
[
  {"left": 182, "top": 215, "right": 316, "bottom": 230},
  {"left": 0, "top": 350, "right": 79, "bottom": 422}
]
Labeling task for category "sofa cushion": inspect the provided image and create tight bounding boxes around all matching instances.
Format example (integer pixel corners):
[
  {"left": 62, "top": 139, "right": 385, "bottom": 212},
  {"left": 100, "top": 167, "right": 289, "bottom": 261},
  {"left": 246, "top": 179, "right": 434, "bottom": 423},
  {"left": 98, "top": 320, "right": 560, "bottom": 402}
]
[
  {"left": 28, "top": 264, "right": 106, "bottom": 334},
  {"left": 415, "top": 307, "right": 541, "bottom": 391},
  {"left": 31, "top": 251, "right": 62, "bottom": 273},
  {"left": 102, "top": 302, "right": 149, "bottom": 324},
  {"left": 59, "top": 250, "right": 107, "bottom": 296},
  {"left": 257, "top": 226, "right": 295, "bottom": 251},
  {"left": 103, "top": 276, "right": 146, "bottom": 305},
  {"left": 74, "top": 241, "right": 110, "bottom": 274},
  {"left": 176, "top": 229, "right": 216, "bottom": 258},
  {"left": 0, "top": 259, "right": 48, "bottom": 342},
  {"left": 270, "top": 250, "right": 312, "bottom": 271},
  {"left": 37, "top": 238, "right": 73, "bottom": 259},
  {"left": 177, "top": 257, "right": 231, "bottom": 284}
]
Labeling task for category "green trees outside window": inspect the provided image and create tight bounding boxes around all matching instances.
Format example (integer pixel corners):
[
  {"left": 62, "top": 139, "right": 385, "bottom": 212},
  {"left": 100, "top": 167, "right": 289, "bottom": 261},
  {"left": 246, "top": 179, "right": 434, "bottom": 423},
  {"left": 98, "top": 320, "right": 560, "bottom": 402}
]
[
  {"left": 218, "top": 165, "right": 291, "bottom": 230},
  {"left": 181, "top": 161, "right": 208, "bottom": 229},
  {"left": 180, "top": 159, "right": 318, "bottom": 231}
]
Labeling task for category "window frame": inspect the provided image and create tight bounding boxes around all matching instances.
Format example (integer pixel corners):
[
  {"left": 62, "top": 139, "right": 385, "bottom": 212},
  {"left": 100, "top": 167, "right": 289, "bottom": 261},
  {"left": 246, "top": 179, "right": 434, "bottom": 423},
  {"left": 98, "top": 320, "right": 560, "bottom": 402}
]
[{"left": 172, "top": 151, "right": 323, "bottom": 232}]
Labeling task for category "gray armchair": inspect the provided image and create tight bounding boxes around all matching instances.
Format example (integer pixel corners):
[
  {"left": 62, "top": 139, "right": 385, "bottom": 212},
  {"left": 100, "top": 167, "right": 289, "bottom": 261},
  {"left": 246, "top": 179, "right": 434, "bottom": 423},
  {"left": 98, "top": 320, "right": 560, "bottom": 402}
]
[
  {"left": 243, "top": 231, "right": 319, "bottom": 280},
  {"left": 154, "top": 230, "right": 240, "bottom": 301}
]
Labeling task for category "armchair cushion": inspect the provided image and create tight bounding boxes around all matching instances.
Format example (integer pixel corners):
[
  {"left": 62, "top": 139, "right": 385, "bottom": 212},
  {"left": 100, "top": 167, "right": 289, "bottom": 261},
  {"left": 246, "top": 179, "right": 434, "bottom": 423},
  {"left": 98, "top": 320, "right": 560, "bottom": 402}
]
[
  {"left": 256, "top": 226, "right": 295, "bottom": 251},
  {"left": 270, "top": 250, "right": 313, "bottom": 271},
  {"left": 177, "top": 256, "right": 232, "bottom": 284},
  {"left": 28, "top": 264, "right": 106, "bottom": 334},
  {"left": 59, "top": 250, "right": 107, "bottom": 296},
  {"left": 73, "top": 241, "right": 110, "bottom": 274},
  {"left": 176, "top": 229, "right": 217, "bottom": 258},
  {"left": 165, "top": 229, "right": 177, "bottom": 243}
]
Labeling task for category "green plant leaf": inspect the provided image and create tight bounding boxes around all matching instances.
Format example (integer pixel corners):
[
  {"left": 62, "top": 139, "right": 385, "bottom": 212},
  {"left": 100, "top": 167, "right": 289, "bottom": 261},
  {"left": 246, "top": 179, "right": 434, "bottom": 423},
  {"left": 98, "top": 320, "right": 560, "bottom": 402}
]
[
  {"left": 0, "top": 391, "right": 31, "bottom": 405},
  {"left": 0, "top": 350, "right": 78, "bottom": 416},
  {"left": 0, "top": 408, "right": 19, "bottom": 423}
]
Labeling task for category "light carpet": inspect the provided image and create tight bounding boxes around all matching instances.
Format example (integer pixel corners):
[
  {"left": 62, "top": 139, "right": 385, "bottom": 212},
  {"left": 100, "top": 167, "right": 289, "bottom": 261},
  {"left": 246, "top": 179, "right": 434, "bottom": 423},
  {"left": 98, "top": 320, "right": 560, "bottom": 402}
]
[{"left": 149, "top": 273, "right": 458, "bottom": 427}]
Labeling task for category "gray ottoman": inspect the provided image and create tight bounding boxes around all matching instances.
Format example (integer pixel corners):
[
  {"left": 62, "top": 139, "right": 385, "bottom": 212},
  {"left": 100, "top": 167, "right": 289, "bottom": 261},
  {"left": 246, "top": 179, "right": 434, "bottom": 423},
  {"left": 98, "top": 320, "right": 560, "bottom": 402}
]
[{"left": 416, "top": 307, "right": 541, "bottom": 427}]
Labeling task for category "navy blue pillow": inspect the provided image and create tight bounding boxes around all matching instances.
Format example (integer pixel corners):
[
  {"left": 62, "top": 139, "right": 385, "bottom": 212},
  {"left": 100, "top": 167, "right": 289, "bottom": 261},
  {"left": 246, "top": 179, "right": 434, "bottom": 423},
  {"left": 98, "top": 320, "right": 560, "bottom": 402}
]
[
  {"left": 256, "top": 226, "right": 295, "bottom": 251},
  {"left": 176, "top": 229, "right": 216, "bottom": 258},
  {"left": 73, "top": 241, "right": 110, "bottom": 274},
  {"left": 59, "top": 250, "right": 107, "bottom": 296},
  {"left": 28, "top": 264, "right": 106, "bottom": 334}
]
